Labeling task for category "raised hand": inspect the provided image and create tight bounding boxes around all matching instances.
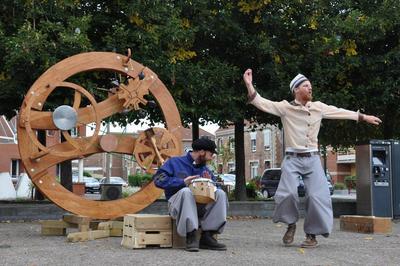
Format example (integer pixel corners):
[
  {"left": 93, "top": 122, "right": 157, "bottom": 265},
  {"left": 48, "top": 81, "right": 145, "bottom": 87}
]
[{"left": 243, "top": 69, "right": 253, "bottom": 86}]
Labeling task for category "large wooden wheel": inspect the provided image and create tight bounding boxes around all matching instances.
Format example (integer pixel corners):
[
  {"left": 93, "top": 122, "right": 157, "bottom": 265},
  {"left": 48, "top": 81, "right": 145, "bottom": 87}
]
[{"left": 17, "top": 52, "right": 182, "bottom": 219}]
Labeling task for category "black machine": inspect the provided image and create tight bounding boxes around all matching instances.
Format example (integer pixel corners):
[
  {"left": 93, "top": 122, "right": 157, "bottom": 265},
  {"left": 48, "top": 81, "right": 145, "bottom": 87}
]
[{"left": 356, "top": 140, "right": 392, "bottom": 217}]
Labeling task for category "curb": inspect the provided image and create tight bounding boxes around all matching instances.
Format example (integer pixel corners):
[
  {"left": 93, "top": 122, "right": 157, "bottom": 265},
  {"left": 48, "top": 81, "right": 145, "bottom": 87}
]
[{"left": 0, "top": 198, "right": 356, "bottom": 221}]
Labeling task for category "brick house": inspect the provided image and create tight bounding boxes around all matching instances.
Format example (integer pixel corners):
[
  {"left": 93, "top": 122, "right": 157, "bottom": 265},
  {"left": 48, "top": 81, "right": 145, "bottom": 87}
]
[
  {"left": 215, "top": 123, "right": 284, "bottom": 180},
  {"left": 324, "top": 147, "right": 355, "bottom": 184},
  {"left": 0, "top": 116, "right": 59, "bottom": 183}
]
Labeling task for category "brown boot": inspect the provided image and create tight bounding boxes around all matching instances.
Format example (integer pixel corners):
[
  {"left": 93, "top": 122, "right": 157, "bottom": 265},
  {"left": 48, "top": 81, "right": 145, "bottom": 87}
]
[
  {"left": 301, "top": 234, "right": 318, "bottom": 248},
  {"left": 282, "top": 223, "right": 296, "bottom": 245}
]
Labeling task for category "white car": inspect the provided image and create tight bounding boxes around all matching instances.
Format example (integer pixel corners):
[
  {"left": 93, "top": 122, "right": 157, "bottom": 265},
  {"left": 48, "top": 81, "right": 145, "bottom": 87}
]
[
  {"left": 100, "top": 176, "right": 128, "bottom": 187},
  {"left": 83, "top": 177, "right": 100, "bottom": 193}
]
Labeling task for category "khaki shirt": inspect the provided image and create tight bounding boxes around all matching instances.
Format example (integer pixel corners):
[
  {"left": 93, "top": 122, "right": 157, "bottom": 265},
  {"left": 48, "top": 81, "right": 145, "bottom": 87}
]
[{"left": 250, "top": 93, "right": 359, "bottom": 151}]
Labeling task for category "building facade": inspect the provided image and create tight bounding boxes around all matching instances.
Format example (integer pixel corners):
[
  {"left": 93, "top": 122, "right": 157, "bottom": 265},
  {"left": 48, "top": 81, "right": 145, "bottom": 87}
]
[
  {"left": 324, "top": 147, "right": 355, "bottom": 184},
  {"left": 215, "top": 123, "right": 284, "bottom": 180}
]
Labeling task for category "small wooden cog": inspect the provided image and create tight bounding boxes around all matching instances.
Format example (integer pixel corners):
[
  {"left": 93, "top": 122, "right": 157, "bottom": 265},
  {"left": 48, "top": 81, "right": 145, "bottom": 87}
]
[
  {"left": 117, "top": 72, "right": 154, "bottom": 110},
  {"left": 134, "top": 127, "right": 180, "bottom": 174}
]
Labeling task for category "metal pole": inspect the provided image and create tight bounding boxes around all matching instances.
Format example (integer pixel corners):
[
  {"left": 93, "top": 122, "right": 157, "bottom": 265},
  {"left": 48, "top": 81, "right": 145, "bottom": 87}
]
[
  {"left": 78, "top": 159, "right": 84, "bottom": 182},
  {"left": 105, "top": 122, "right": 111, "bottom": 183}
]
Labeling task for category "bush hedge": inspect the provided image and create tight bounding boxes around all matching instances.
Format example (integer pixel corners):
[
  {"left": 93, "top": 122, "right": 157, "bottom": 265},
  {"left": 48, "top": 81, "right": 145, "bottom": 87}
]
[{"left": 128, "top": 173, "right": 153, "bottom": 187}]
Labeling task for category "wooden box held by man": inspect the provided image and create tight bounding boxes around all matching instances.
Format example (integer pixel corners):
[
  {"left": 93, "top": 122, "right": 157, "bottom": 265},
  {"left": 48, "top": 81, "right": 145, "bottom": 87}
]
[
  {"left": 243, "top": 70, "right": 381, "bottom": 248},
  {"left": 153, "top": 138, "right": 228, "bottom": 252}
]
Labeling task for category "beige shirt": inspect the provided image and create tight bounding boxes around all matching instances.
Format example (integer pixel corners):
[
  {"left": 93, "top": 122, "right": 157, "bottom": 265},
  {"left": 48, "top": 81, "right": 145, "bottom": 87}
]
[{"left": 250, "top": 93, "right": 359, "bottom": 151}]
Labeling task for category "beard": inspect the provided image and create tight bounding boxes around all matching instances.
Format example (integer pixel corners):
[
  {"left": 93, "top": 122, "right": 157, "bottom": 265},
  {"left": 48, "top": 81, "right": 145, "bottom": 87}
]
[{"left": 194, "top": 154, "right": 208, "bottom": 168}]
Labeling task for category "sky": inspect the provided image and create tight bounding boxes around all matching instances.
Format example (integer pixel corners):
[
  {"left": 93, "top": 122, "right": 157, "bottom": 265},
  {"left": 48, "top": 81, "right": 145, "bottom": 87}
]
[{"left": 87, "top": 119, "right": 219, "bottom": 135}]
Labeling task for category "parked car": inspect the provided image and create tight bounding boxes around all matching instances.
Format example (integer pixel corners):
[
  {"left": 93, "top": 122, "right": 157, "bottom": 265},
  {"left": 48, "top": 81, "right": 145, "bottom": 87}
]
[
  {"left": 261, "top": 168, "right": 334, "bottom": 198},
  {"left": 83, "top": 177, "right": 100, "bottom": 193},
  {"left": 326, "top": 172, "right": 334, "bottom": 195},
  {"left": 260, "top": 168, "right": 305, "bottom": 198},
  {"left": 99, "top": 176, "right": 128, "bottom": 187}
]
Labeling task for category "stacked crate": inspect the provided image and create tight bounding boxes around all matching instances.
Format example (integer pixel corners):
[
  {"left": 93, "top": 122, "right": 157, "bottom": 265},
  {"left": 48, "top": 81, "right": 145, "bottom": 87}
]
[{"left": 121, "top": 214, "right": 172, "bottom": 249}]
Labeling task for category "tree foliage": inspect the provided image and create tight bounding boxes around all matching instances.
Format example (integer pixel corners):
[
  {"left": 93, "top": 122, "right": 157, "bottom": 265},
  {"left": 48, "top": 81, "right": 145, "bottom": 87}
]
[{"left": 0, "top": 0, "right": 399, "bottom": 161}]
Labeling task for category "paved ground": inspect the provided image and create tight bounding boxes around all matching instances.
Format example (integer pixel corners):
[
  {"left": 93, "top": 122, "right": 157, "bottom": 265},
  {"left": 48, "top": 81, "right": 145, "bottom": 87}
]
[{"left": 1, "top": 218, "right": 399, "bottom": 266}]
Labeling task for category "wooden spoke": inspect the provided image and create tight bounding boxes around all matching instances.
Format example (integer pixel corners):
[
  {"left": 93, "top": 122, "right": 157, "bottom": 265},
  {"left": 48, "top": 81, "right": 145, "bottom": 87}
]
[{"left": 72, "top": 91, "right": 82, "bottom": 110}]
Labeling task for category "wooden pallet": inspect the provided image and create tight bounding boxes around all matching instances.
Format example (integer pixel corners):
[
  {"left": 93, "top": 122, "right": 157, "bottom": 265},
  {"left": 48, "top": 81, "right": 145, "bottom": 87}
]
[
  {"left": 40, "top": 214, "right": 123, "bottom": 242},
  {"left": 340, "top": 215, "right": 392, "bottom": 234},
  {"left": 121, "top": 214, "right": 172, "bottom": 249},
  {"left": 40, "top": 214, "right": 92, "bottom": 236}
]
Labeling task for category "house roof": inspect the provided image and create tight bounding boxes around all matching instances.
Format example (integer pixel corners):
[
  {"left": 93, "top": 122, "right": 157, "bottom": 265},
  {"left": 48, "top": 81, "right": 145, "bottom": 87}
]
[{"left": 178, "top": 126, "right": 215, "bottom": 141}]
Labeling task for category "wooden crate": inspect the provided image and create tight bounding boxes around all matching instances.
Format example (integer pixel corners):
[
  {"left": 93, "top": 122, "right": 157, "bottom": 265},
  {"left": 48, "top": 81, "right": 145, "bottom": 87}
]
[
  {"left": 121, "top": 214, "right": 172, "bottom": 249},
  {"left": 340, "top": 215, "right": 392, "bottom": 234},
  {"left": 40, "top": 220, "right": 69, "bottom": 236}
]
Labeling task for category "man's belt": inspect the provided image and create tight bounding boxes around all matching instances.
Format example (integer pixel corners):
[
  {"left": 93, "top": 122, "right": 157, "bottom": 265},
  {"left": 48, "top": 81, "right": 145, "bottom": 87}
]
[{"left": 285, "top": 151, "right": 320, "bottom": 157}]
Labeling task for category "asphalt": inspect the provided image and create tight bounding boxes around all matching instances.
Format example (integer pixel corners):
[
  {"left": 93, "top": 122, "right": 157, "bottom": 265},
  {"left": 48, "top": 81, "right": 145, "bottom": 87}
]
[{"left": 1, "top": 218, "right": 400, "bottom": 266}]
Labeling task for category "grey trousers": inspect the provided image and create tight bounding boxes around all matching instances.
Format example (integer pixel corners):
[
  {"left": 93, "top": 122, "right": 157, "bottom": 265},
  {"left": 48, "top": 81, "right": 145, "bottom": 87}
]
[
  {"left": 273, "top": 154, "right": 333, "bottom": 235},
  {"left": 168, "top": 187, "right": 228, "bottom": 237}
]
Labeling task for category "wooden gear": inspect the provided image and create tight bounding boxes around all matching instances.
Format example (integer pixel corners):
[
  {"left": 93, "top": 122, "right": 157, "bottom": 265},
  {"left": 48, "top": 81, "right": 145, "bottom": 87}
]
[{"left": 17, "top": 51, "right": 182, "bottom": 219}]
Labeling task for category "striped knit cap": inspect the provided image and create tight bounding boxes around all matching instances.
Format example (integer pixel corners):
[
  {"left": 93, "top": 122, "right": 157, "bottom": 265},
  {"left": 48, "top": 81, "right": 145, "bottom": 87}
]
[{"left": 289, "top": 74, "right": 308, "bottom": 93}]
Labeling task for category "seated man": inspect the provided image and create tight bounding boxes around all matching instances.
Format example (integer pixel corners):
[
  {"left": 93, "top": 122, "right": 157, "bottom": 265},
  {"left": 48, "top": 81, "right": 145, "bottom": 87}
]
[{"left": 153, "top": 138, "right": 228, "bottom": 252}]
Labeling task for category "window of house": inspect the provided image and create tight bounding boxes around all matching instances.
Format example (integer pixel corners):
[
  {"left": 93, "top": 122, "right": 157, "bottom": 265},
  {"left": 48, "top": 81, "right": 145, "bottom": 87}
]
[
  {"left": 229, "top": 137, "right": 234, "bottom": 151},
  {"left": 228, "top": 162, "right": 235, "bottom": 173},
  {"left": 263, "top": 129, "right": 271, "bottom": 150},
  {"left": 250, "top": 161, "right": 259, "bottom": 179},
  {"left": 264, "top": 160, "right": 271, "bottom": 169},
  {"left": 217, "top": 138, "right": 222, "bottom": 151},
  {"left": 250, "top": 132, "right": 257, "bottom": 152},
  {"left": 11, "top": 159, "right": 20, "bottom": 178},
  {"left": 71, "top": 127, "right": 78, "bottom": 137},
  {"left": 184, "top": 146, "right": 192, "bottom": 152}
]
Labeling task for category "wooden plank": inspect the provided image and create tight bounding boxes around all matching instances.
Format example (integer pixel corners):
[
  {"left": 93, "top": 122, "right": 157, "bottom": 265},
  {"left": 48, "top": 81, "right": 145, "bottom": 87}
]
[
  {"left": 124, "top": 214, "right": 171, "bottom": 231},
  {"left": 40, "top": 220, "right": 69, "bottom": 228},
  {"left": 67, "top": 230, "right": 110, "bottom": 242},
  {"left": 97, "top": 221, "right": 112, "bottom": 230},
  {"left": 340, "top": 215, "right": 392, "bottom": 234},
  {"left": 136, "top": 231, "right": 172, "bottom": 248},
  {"left": 122, "top": 231, "right": 172, "bottom": 249},
  {"left": 41, "top": 227, "right": 66, "bottom": 236},
  {"left": 63, "top": 214, "right": 91, "bottom": 225},
  {"left": 98, "top": 221, "right": 123, "bottom": 236}
]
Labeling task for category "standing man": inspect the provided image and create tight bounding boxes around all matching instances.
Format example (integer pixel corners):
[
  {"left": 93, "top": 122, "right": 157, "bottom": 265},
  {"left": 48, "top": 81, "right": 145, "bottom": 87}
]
[
  {"left": 153, "top": 138, "right": 228, "bottom": 252},
  {"left": 243, "top": 69, "right": 381, "bottom": 248}
]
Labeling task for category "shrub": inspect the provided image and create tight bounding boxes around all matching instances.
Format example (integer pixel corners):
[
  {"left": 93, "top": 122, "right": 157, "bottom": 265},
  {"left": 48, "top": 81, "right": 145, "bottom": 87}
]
[
  {"left": 83, "top": 171, "right": 92, "bottom": 177},
  {"left": 128, "top": 173, "right": 153, "bottom": 187},
  {"left": 246, "top": 181, "right": 257, "bottom": 198},
  {"left": 344, "top": 175, "right": 357, "bottom": 189},
  {"left": 334, "top": 182, "right": 346, "bottom": 190}
]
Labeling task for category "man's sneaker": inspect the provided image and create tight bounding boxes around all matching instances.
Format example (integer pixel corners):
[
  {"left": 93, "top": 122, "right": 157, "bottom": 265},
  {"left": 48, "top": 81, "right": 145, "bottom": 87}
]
[
  {"left": 301, "top": 234, "right": 318, "bottom": 248},
  {"left": 200, "top": 231, "right": 227, "bottom": 251},
  {"left": 321, "top": 233, "right": 329, "bottom": 238},
  {"left": 282, "top": 223, "right": 296, "bottom": 245},
  {"left": 186, "top": 230, "right": 199, "bottom": 252}
]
